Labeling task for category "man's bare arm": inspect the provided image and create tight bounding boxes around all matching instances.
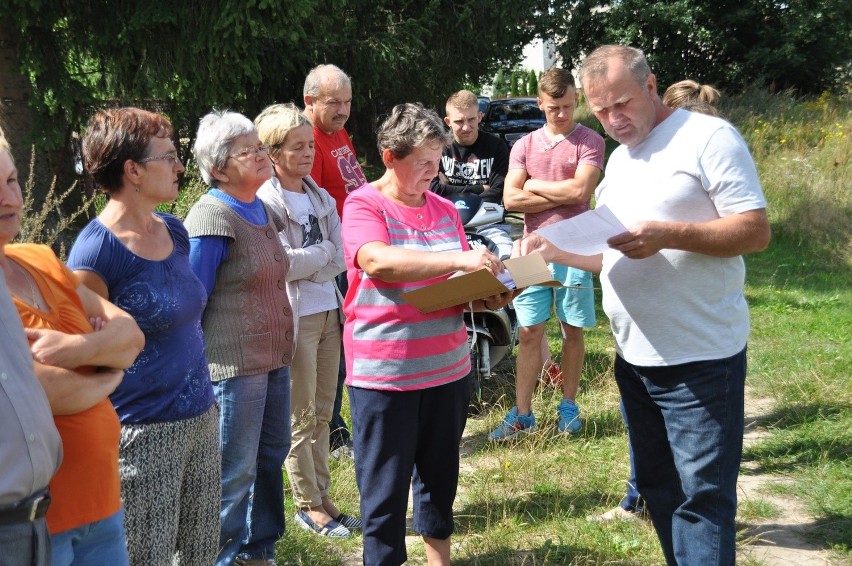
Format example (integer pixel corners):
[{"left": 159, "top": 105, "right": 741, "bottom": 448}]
[
  {"left": 513, "top": 235, "right": 603, "bottom": 274},
  {"left": 523, "top": 164, "right": 602, "bottom": 206},
  {"left": 503, "top": 168, "right": 554, "bottom": 214},
  {"left": 607, "top": 209, "right": 771, "bottom": 259}
]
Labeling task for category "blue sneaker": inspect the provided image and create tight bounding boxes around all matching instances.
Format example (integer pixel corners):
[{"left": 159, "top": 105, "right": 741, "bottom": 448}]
[
  {"left": 488, "top": 407, "right": 537, "bottom": 441},
  {"left": 557, "top": 399, "right": 582, "bottom": 434}
]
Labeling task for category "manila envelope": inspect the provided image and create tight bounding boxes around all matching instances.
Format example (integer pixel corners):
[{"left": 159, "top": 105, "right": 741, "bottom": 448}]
[{"left": 400, "top": 253, "right": 560, "bottom": 314}]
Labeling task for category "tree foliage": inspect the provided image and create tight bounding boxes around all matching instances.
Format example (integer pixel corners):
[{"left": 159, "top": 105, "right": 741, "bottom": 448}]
[
  {"left": 527, "top": 69, "right": 539, "bottom": 97},
  {"left": 1, "top": 0, "right": 548, "bottom": 166},
  {"left": 509, "top": 70, "right": 520, "bottom": 96},
  {"left": 549, "top": 0, "right": 852, "bottom": 94},
  {"left": 492, "top": 69, "right": 509, "bottom": 98},
  {"left": 5, "top": 0, "right": 849, "bottom": 182}
]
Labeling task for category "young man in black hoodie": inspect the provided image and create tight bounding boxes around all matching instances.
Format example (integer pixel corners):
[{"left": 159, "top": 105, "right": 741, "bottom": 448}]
[{"left": 430, "top": 90, "right": 512, "bottom": 258}]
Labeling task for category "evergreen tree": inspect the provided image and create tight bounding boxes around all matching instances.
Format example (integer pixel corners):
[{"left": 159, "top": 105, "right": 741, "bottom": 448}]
[{"left": 527, "top": 69, "right": 538, "bottom": 96}]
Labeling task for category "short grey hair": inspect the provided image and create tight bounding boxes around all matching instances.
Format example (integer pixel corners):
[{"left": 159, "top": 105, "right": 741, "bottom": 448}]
[
  {"left": 579, "top": 45, "right": 652, "bottom": 89},
  {"left": 193, "top": 110, "right": 256, "bottom": 186},
  {"left": 303, "top": 64, "right": 351, "bottom": 99},
  {"left": 377, "top": 103, "right": 451, "bottom": 159}
]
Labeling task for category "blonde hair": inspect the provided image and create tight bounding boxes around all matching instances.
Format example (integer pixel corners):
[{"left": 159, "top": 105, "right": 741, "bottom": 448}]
[
  {"left": 445, "top": 90, "right": 478, "bottom": 114},
  {"left": 254, "top": 103, "right": 311, "bottom": 156},
  {"left": 663, "top": 80, "right": 721, "bottom": 114}
]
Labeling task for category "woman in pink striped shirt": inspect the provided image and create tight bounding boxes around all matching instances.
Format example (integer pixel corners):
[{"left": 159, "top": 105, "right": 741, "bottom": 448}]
[{"left": 341, "top": 103, "right": 514, "bottom": 566}]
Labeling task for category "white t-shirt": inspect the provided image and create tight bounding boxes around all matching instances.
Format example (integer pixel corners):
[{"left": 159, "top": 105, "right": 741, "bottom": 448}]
[
  {"left": 595, "top": 109, "right": 767, "bottom": 366},
  {"left": 281, "top": 190, "right": 338, "bottom": 317}
]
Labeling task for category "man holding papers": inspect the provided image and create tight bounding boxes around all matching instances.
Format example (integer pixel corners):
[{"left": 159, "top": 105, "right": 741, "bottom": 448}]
[
  {"left": 490, "top": 68, "right": 605, "bottom": 441},
  {"left": 519, "top": 45, "right": 770, "bottom": 565}
]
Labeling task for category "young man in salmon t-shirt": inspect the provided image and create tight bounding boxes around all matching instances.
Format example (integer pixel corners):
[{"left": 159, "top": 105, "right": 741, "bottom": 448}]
[
  {"left": 303, "top": 64, "right": 367, "bottom": 456},
  {"left": 490, "top": 68, "right": 605, "bottom": 441}
]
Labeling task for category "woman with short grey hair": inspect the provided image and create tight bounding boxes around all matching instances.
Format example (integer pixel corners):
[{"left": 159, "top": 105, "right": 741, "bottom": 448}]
[
  {"left": 342, "top": 102, "right": 514, "bottom": 565},
  {"left": 184, "top": 110, "right": 295, "bottom": 566}
]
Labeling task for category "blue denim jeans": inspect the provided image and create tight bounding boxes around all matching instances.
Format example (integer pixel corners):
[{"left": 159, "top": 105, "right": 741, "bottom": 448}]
[
  {"left": 214, "top": 367, "right": 291, "bottom": 566},
  {"left": 50, "top": 509, "right": 129, "bottom": 566},
  {"left": 614, "top": 348, "right": 746, "bottom": 566},
  {"left": 619, "top": 401, "right": 644, "bottom": 514},
  {"left": 329, "top": 353, "right": 351, "bottom": 450}
]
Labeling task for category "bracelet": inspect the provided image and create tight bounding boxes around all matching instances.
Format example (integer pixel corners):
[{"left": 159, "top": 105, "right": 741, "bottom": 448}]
[{"left": 484, "top": 300, "right": 499, "bottom": 311}]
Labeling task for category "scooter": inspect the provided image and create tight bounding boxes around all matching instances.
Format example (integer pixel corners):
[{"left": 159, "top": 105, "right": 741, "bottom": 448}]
[{"left": 452, "top": 194, "right": 518, "bottom": 409}]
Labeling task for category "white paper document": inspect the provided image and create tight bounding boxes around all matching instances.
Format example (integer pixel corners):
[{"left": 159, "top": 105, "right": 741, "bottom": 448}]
[{"left": 534, "top": 205, "right": 628, "bottom": 256}]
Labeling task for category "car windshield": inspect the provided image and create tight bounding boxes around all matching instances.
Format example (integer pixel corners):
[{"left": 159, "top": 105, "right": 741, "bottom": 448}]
[{"left": 486, "top": 100, "right": 543, "bottom": 122}]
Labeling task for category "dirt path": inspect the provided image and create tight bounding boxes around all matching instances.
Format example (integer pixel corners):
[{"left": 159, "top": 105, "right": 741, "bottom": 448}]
[{"left": 737, "top": 390, "right": 843, "bottom": 565}]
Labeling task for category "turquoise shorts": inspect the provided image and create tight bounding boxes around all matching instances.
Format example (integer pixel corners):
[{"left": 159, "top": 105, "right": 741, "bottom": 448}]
[{"left": 513, "top": 262, "right": 596, "bottom": 328}]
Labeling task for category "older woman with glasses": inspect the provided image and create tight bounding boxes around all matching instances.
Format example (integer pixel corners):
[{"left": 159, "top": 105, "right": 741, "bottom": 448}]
[
  {"left": 68, "top": 107, "right": 221, "bottom": 565},
  {"left": 184, "top": 110, "right": 295, "bottom": 566}
]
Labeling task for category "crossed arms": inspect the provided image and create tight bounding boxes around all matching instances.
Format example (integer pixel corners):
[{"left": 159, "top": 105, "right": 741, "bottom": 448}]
[
  {"left": 27, "top": 283, "right": 144, "bottom": 415},
  {"left": 503, "top": 164, "right": 602, "bottom": 214}
]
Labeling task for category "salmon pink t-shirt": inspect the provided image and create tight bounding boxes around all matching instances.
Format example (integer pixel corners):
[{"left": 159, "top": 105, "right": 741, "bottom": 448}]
[{"left": 509, "top": 124, "right": 605, "bottom": 234}]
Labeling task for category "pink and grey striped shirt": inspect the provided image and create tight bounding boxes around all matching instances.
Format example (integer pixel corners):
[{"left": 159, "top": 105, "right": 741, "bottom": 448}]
[{"left": 342, "top": 184, "right": 471, "bottom": 391}]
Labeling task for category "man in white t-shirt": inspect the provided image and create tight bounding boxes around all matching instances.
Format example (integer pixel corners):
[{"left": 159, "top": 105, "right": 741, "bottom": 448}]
[{"left": 517, "top": 45, "right": 770, "bottom": 566}]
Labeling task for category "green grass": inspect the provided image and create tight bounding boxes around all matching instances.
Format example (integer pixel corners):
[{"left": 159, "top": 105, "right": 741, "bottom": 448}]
[{"left": 737, "top": 499, "right": 781, "bottom": 522}]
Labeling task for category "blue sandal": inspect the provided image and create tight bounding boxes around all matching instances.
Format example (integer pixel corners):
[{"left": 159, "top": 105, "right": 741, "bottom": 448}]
[{"left": 294, "top": 510, "right": 351, "bottom": 538}]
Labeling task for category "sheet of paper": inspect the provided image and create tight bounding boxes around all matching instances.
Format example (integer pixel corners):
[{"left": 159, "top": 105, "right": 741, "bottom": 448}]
[{"left": 534, "top": 205, "right": 628, "bottom": 256}]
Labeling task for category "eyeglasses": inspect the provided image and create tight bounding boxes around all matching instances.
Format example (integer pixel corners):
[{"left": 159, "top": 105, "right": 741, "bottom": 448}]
[
  {"left": 138, "top": 151, "right": 181, "bottom": 166},
  {"left": 228, "top": 145, "right": 269, "bottom": 160}
]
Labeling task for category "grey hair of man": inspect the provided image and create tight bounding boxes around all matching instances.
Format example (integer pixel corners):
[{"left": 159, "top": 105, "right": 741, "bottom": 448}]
[
  {"left": 376, "top": 103, "right": 452, "bottom": 160},
  {"left": 303, "top": 64, "right": 352, "bottom": 99},
  {"left": 579, "top": 44, "right": 652, "bottom": 89},
  {"left": 193, "top": 110, "right": 256, "bottom": 186}
]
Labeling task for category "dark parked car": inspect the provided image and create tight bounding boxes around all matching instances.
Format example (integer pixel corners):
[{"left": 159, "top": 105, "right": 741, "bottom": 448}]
[
  {"left": 477, "top": 95, "right": 490, "bottom": 113},
  {"left": 480, "top": 97, "right": 545, "bottom": 148}
]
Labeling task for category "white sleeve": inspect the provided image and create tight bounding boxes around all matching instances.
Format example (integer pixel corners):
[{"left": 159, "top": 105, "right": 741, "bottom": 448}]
[{"left": 698, "top": 124, "right": 767, "bottom": 217}]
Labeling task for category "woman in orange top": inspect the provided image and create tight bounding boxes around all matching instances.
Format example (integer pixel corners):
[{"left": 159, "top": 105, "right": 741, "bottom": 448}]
[{"left": 0, "top": 134, "right": 144, "bottom": 565}]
